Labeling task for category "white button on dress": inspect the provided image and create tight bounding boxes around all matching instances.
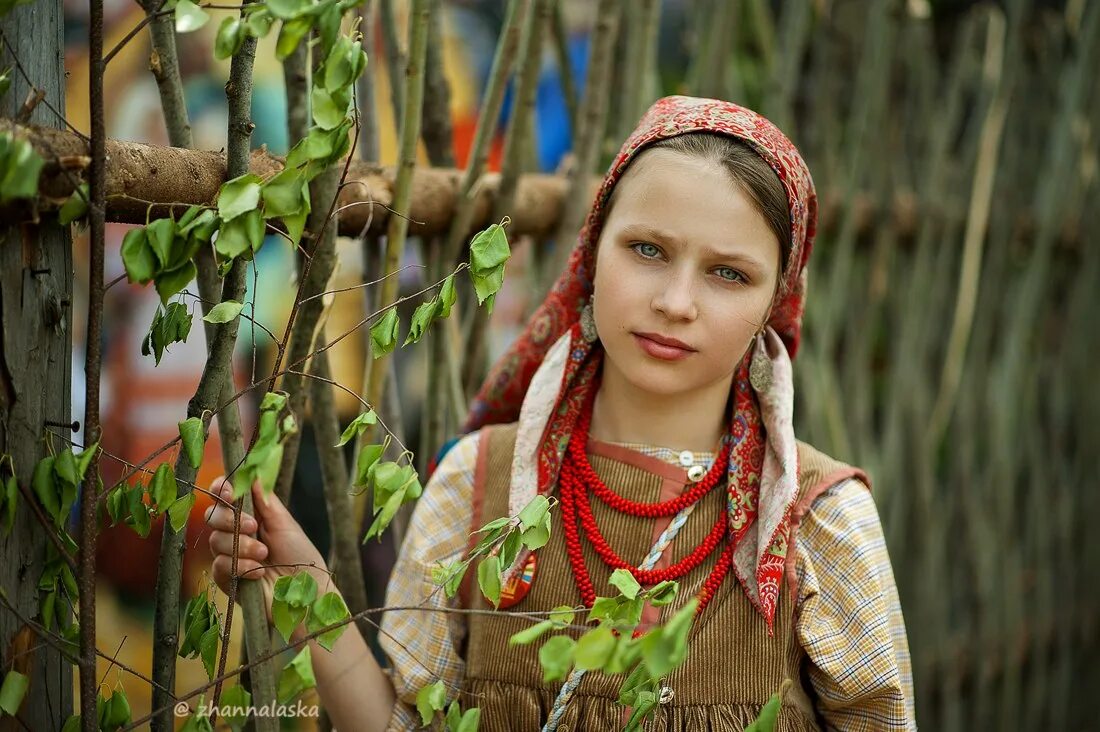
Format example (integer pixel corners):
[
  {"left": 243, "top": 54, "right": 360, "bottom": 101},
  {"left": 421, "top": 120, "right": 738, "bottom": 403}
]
[
  {"left": 678, "top": 450, "right": 694, "bottom": 466},
  {"left": 687, "top": 465, "right": 706, "bottom": 482}
]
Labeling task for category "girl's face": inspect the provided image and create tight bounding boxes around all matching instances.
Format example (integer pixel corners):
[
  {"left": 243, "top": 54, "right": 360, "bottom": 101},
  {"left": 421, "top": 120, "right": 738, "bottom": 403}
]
[{"left": 592, "top": 148, "right": 782, "bottom": 400}]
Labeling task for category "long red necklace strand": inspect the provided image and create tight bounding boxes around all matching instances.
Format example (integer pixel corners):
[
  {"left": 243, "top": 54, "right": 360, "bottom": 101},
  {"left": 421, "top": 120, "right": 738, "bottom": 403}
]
[{"left": 558, "top": 382, "right": 734, "bottom": 614}]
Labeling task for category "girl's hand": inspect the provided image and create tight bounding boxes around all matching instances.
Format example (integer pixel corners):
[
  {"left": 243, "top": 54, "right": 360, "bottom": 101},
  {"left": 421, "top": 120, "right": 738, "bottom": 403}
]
[{"left": 204, "top": 476, "right": 336, "bottom": 631}]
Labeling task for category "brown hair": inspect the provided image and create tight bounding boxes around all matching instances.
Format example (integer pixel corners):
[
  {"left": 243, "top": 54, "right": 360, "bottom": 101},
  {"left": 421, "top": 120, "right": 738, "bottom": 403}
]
[{"left": 605, "top": 132, "right": 792, "bottom": 276}]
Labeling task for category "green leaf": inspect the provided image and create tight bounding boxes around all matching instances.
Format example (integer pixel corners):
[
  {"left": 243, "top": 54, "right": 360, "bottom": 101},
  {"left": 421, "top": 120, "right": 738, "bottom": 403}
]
[
  {"left": 215, "top": 208, "right": 264, "bottom": 260},
  {"left": 609, "top": 568, "right": 642, "bottom": 600},
  {"left": 476, "top": 516, "right": 511, "bottom": 534},
  {"left": 498, "top": 528, "right": 522, "bottom": 572},
  {"left": 260, "top": 391, "right": 288, "bottom": 412},
  {"left": 217, "top": 173, "right": 262, "bottom": 222},
  {"left": 0, "top": 670, "right": 28, "bottom": 715},
  {"left": 517, "top": 495, "right": 550, "bottom": 532},
  {"left": 98, "top": 684, "right": 131, "bottom": 731},
  {"left": 744, "top": 685, "right": 787, "bottom": 732},
  {"left": 174, "top": 0, "right": 210, "bottom": 32},
  {"left": 403, "top": 297, "right": 440, "bottom": 346},
  {"left": 58, "top": 183, "right": 89, "bottom": 225},
  {"left": 508, "top": 620, "right": 554, "bottom": 646},
  {"left": 214, "top": 17, "right": 245, "bottom": 59},
  {"left": 646, "top": 580, "right": 679, "bottom": 606},
  {"left": 574, "top": 625, "right": 616, "bottom": 670},
  {"left": 121, "top": 227, "right": 157, "bottom": 284},
  {"left": 279, "top": 570, "right": 318, "bottom": 607},
  {"left": 282, "top": 209, "right": 308, "bottom": 247},
  {"left": 455, "top": 707, "right": 481, "bottom": 732},
  {"left": 219, "top": 685, "right": 252, "bottom": 731},
  {"left": 31, "top": 456, "right": 59, "bottom": 525},
  {"left": 177, "top": 207, "right": 218, "bottom": 242},
  {"left": 604, "top": 632, "right": 642, "bottom": 675},
  {"left": 125, "top": 483, "right": 150, "bottom": 537},
  {"left": 306, "top": 591, "right": 349, "bottom": 651},
  {"left": 198, "top": 625, "right": 219, "bottom": 679},
  {"left": 622, "top": 689, "right": 658, "bottom": 731},
  {"left": 437, "top": 274, "right": 457, "bottom": 317},
  {"left": 0, "top": 138, "right": 43, "bottom": 202},
  {"left": 337, "top": 409, "right": 377, "bottom": 447},
  {"left": 244, "top": 9, "right": 273, "bottom": 38},
  {"left": 321, "top": 36, "right": 352, "bottom": 91},
  {"left": 549, "top": 605, "right": 575, "bottom": 626},
  {"left": 74, "top": 440, "right": 98, "bottom": 479},
  {"left": 260, "top": 168, "right": 308, "bottom": 218},
  {"left": 178, "top": 417, "right": 205, "bottom": 470},
  {"left": 587, "top": 596, "right": 619, "bottom": 624},
  {"left": 470, "top": 266, "right": 505, "bottom": 312},
  {"left": 267, "top": 0, "right": 308, "bottom": 19},
  {"left": 154, "top": 259, "right": 197, "bottom": 304},
  {"left": 432, "top": 561, "right": 467, "bottom": 599},
  {"left": 640, "top": 598, "right": 697, "bottom": 678},
  {"left": 275, "top": 16, "right": 312, "bottom": 59},
  {"left": 363, "top": 482, "right": 406, "bottom": 542},
  {"left": 106, "top": 483, "right": 125, "bottom": 526},
  {"left": 167, "top": 491, "right": 195, "bottom": 533},
  {"left": 353, "top": 442, "right": 386, "bottom": 487},
  {"left": 178, "top": 707, "right": 215, "bottom": 732},
  {"left": 469, "top": 223, "right": 510, "bottom": 272},
  {"left": 369, "top": 307, "right": 399, "bottom": 358},
  {"left": 415, "top": 679, "right": 446, "bottom": 726},
  {"left": 537, "top": 635, "right": 575, "bottom": 682},
  {"left": 272, "top": 598, "right": 307, "bottom": 643},
  {"left": 445, "top": 701, "right": 462, "bottom": 730},
  {"left": 310, "top": 85, "right": 349, "bottom": 130},
  {"left": 53, "top": 448, "right": 78, "bottom": 487},
  {"left": 520, "top": 511, "right": 551, "bottom": 550},
  {"left": 203, "top": 300, "right": 245, "bottom": 324},
  {"left": 477, "top": 555, "right": 501, "bottom": 608},
  {"left": 150, "top": 462, "right": 176, "bottom": 514},
  {"left": 276, "top": 646, "right": 315, "bottom": 703},
  {"left": 146, "top": 217, "right": 176, "bottom": 268}
]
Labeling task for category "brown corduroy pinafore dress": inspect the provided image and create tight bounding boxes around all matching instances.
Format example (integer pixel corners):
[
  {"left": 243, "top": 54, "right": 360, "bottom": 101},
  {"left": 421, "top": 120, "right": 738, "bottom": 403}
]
[{"left": 457, "top": 421, "right": 868, "bottom": 731}]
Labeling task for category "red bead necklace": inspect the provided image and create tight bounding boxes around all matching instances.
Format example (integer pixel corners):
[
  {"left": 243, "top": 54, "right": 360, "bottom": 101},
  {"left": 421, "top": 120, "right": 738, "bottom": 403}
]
[{"left": 558, "top": 383, "right": 734, "bottom": 614}]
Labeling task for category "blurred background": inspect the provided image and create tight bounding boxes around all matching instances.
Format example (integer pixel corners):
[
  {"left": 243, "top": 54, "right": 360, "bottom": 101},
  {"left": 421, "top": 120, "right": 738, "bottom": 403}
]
[{"left": 44, "top": 0, "right": 1100, "bottom": 728}]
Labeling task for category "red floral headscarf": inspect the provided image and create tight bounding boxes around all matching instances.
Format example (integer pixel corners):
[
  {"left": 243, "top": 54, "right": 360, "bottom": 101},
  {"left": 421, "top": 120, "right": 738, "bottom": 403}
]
[{"left": 460, "top": 96, "right": 817, "bottom": 630}]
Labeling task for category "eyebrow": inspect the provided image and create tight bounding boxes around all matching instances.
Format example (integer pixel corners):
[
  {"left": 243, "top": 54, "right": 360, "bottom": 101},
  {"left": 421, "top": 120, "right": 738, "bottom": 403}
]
[{"left": 620, "top": 224, "right": 765, "bottom": 269}]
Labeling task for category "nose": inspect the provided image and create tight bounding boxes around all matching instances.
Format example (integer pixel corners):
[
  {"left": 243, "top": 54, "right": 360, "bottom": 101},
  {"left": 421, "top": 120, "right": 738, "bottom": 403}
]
[{"left": 652, "top": 270, "right": 697, "bottom": 321}]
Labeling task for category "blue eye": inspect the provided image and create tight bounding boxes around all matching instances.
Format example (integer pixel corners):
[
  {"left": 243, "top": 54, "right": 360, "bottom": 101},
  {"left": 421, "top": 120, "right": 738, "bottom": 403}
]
[
  {"left": 631, "top": 242, "right": 661, "bottom": 258},
  {"left": 714, "top": 266, "right": 747, "bottom": 284}
]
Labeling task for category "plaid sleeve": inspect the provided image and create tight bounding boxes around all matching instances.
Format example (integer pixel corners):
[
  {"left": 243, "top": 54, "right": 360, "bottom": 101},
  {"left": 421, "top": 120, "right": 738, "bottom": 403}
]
[
  {"left": 380, "top": 430, "right": 481, "bottom": 731},
  {"left": 794, "top": 478, "right": 917, "bottom": 731}
]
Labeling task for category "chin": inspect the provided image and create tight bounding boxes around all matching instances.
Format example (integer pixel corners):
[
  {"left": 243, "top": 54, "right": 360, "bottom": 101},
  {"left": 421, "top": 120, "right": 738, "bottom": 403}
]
[{"left": 605, "top": 347, "right": 698, "bottom": 397}]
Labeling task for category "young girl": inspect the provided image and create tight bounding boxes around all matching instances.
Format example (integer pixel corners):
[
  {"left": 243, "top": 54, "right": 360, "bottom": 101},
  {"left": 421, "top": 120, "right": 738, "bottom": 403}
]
[{"left": 206, "top": 96, "right": 916, "bottom": 731}]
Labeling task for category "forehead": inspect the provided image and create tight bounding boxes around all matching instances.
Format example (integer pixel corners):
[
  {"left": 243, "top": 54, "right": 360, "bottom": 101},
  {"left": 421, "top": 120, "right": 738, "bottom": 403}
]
[{"left": 601, "top": 149, "right": 778, "bottom": 254}]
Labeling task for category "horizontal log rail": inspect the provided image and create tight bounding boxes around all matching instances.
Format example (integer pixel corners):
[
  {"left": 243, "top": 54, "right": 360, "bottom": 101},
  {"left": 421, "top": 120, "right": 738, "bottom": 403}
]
[{"left": 0, "top": 120, "right": 1085, "bottom": 250}]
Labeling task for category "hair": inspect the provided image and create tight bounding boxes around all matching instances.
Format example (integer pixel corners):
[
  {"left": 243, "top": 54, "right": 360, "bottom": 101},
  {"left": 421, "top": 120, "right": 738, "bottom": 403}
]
[{"left": 604, "top": 132, "right": 792, "bottom": 277}]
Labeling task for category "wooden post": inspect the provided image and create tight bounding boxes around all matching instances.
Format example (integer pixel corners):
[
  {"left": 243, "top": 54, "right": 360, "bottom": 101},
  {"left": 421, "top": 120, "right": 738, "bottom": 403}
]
[{"left": 0, "top": 0, "right": 74, "bottom": 727}]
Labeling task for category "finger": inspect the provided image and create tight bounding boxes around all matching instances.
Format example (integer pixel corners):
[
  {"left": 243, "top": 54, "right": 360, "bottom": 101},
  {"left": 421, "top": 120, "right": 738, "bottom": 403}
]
[
  {"left": 251, "top": 479, "right": 297, "bottom": 533},
  {"left": 212, "top": 555, "right": 265, "bottom": 585},
  {"left": 203, "top": 502, "right": 258, "bottom": 533},
  {"left": 209, "top": 530, "right": 269, "bottom": 562}
]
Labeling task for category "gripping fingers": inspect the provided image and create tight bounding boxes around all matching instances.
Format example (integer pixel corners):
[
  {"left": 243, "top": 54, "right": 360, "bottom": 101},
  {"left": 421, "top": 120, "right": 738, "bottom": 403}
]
[
  {"left": 209, "top": 529, "right": 269, "bottom": 563},
  {"left": 203, "top": 484, "right": 258, "bottom": 533},
  {"left": 212, "top": 555, "right": 266, "bottom": 586}
]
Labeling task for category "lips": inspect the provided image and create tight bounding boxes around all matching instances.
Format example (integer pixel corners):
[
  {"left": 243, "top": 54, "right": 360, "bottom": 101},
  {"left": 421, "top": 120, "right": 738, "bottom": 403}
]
[
  {"left": 633, "top": 332, "right": 695, "bottom": 352},
  {"left": 632, "top": 332, "right": 695, "bottom": 362}
]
